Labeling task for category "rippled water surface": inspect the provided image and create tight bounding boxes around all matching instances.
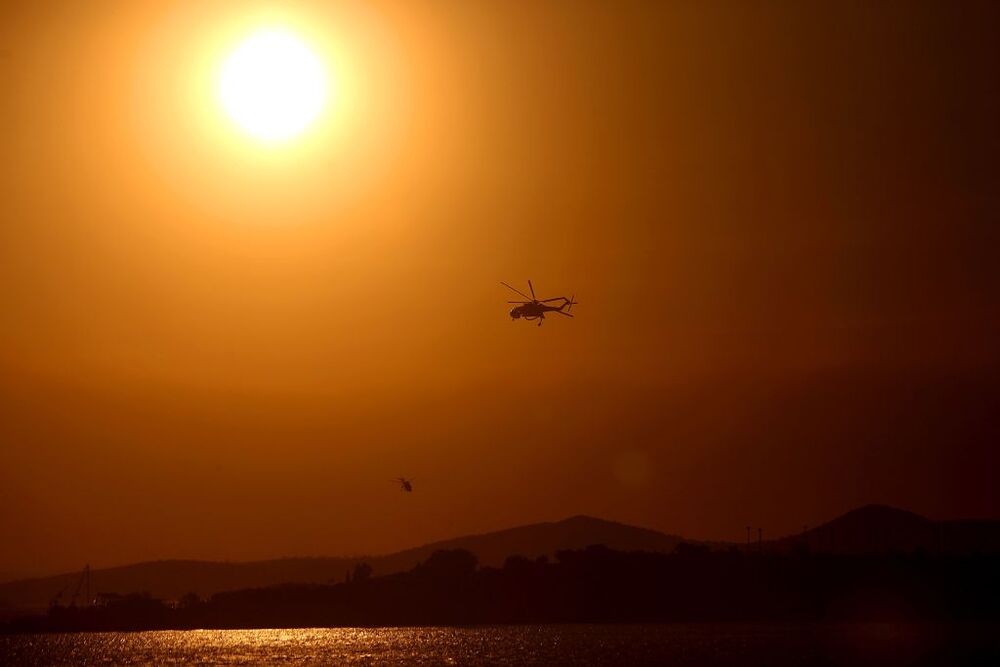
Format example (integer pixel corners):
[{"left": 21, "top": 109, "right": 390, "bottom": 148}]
[{"left": 1, "top": 624, "right": 997, "bottom": 665}]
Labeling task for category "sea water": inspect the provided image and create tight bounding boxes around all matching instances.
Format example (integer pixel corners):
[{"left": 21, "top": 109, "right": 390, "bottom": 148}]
[{"left": 1, "top": 623, "right": 996, "bottom": 665}]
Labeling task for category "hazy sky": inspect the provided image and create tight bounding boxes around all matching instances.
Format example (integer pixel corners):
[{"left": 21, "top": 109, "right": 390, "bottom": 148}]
[{"left": 2, "top": 0, "right": 999, "bottom": 579}]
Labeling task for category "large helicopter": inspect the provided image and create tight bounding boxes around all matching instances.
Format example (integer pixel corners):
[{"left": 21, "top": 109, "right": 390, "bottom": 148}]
[{"left": 502, "top": 280, "right": 577, "bottom": 326}]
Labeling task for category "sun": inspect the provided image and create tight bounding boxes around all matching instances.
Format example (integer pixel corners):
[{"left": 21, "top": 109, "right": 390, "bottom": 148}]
[{"left": 219, "top": 29, "right": 329, "bottom": 143}]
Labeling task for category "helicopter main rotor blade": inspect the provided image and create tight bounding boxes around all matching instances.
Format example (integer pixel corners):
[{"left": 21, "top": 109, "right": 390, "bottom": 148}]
[
  {"left": 539, "top": 297, "right": 567, "bottom": 303},
  {"left": 508, "top": 301, "right": 531, "bottom": 304},
  {"left": 528, "top": 280, "right": 536, "bottom": 300},
  {"left": 501, "top": 281, "right": 533, "bottom": 301},
  {"left": 552, "top": 310, "right": 573, "bottom": 317}
]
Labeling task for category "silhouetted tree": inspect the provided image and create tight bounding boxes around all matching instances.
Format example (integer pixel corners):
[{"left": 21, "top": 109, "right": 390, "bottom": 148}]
[
  {"left": 419, "top": 549, "right": 478, "bottom": 578},
  {"left": 674, "top": 542, "right": 710, "bottom": 557},
  {"left": 178, "top": 592, "right": 201, "bottom": 609},
  {"left": 503, "top": 555, "right": 532, "bottom": 572},
  {"left": 351, "top": 562, "right": 373, "bottom": 583}
]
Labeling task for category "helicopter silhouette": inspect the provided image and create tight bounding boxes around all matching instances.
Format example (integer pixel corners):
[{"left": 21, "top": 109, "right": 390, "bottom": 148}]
[
  {"left": 502, "top": 280, "right": 577, "bottom": 326},
  {"left": 392, "top": 477, "right": 413, "bottom": 492}
]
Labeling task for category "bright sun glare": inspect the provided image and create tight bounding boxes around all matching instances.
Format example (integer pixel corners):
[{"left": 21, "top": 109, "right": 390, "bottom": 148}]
[{"left": 219, "top": 29, "right": 329, "bottom": 142}]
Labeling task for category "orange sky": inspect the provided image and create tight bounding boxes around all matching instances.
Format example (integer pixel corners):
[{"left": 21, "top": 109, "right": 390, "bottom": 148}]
[{"left": 2, "top": 0, "right": 999, "bottom": 579}]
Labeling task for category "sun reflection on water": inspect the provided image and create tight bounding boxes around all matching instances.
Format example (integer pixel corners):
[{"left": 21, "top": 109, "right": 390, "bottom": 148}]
[{"left": 0, "top": 624, "right": 964, "bottom": 665}]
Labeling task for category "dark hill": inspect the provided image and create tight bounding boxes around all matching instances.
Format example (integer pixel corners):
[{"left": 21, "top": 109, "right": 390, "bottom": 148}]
[
  {"left": 0, "top": 515, "right": 685, "bottom": 615},
  {"left": 377, "top": 514, "right": 686, "bottom": 572},
  {"left": 799, "top": 504, "right": 934, "bottom": 553},
  {"left": 770, "top": 504, "right": 1000, "bottom": 554}
]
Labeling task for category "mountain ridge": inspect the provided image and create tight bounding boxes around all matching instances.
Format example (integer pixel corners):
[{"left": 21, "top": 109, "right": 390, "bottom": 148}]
[
  {"left": 4, "top": 506, "right": 999, "bottom": 615},
  {"left": 0, "top": 514, "right": 685, "bottom": 614},
  {"left": 769, "top": 503, "right": 1000, "bottom": 554}
]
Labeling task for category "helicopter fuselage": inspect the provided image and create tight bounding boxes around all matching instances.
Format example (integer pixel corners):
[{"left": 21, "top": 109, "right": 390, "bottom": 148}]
[{"left": 509, "top": 302, "right": 567, "bottom": 320}]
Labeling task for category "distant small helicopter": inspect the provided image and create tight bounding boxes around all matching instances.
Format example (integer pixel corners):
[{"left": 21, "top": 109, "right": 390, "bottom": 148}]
[
  {"left": 392, "top": 477, "right": 413, "bottom": 492},
  {"left": 502, "top": 280, "right": 577, "bottom": 326}
]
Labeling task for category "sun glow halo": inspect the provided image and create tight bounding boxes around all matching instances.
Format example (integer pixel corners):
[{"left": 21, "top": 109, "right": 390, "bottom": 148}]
[{"left": 219, "top": 29, "right": 329, "bottom": 142}]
